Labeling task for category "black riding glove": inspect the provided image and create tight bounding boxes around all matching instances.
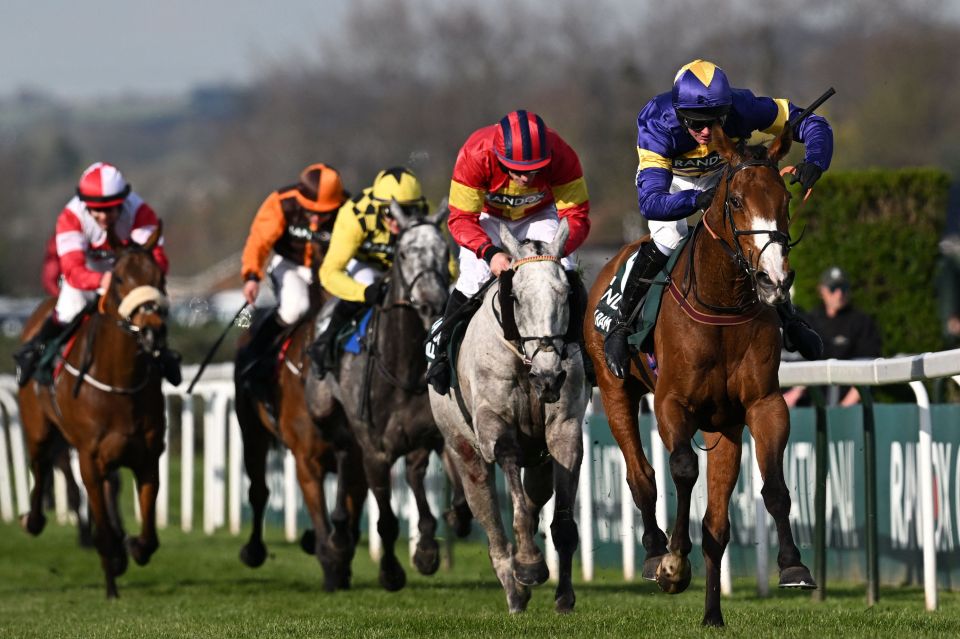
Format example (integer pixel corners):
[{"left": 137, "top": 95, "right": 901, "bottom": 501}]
[
  {"left": 789, "top": 162, "right": 823, "bottom": 192},
  {"left": 363, "top": 280, "right": 388, "bottom": 306},
  {"left": 694, "top": 187, "right": 717, "bottom": 211}
]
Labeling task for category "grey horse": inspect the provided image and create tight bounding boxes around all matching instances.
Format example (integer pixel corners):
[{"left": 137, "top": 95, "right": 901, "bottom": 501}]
[
  {"left": 307, "top": 200, "right": 471, "bottom": 591},
  {"left": 429, "top": 218, "right": 589, "bottom": 613}
]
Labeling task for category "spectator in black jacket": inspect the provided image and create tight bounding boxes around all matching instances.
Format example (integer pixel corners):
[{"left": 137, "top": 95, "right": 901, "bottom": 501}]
[{"left": 784, "top": 266, "right": 882, "bottom": 407}]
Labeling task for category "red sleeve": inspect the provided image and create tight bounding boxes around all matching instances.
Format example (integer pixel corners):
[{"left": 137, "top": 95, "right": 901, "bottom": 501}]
[
  {"left": 41, "top": 235, "right": 61, "bottom": 296},
  {"left": 447, "top": 135, "right": 501, "bottom": 259},
  {"left": 547, "top": 134, "right": 591, "bottom": 255},
  {"left": 56, "top": 209, "right": 102, "bottom": 290},
  {"left": 131, "top": 203, "right": 169, "bottom": 274}
]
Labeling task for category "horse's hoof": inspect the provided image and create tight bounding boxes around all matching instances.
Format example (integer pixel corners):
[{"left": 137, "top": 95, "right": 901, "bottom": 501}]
[
  {"left": 413, "top": 538, "right": 440, "bottom": 576},
  {"left": 655, "top": 554, "right": 691, "bottom": 594},
  {"left": 126, "top": 537, "right": 156, "bottom": 567},
  {"left": 20, "top": 512, "right": 46, "bottom": 536},
  {"left": 555, "top": 589, "right": 576, "bottom": 614},
  {"left": 507, "top": 584, "right": 532, "bottom": 614},
  {"left": 514, "top": 558, "right": 549, "bottom": 586},
  {"left": 78, "top": 524, "right": 94, "bottom": 548},
  {"left": 300, "top": 529, "right": 316, "bottom": 555},
  {"left": 319, "top": 545, "right": 353, "bottom": 592},
  {"left": 379, "top": 555, "right": 407, "bottom": 592},
  {"left": 702, "top": 614, "right": 725, "bottom": 627},
  {"left": 444, "top": 504, "right": 473, "bottom": 538},
  {"left": 239, "top": 540, "right": 268, "bottom": 568},
  {"left": 110, "top": 548, "right": 129, "bottom": 578},
  {"left": 779, "top": 565, "right": 817, "bottom": 589},
  {"left": 641, "top": 554, "right": 665, "bottom": 581}
]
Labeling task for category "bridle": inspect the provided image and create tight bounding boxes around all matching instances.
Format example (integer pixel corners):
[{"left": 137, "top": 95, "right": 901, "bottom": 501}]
[
  {"left": 686, "top": 156, "right": 799, "bottom": 314},
  {"left": 495, "top": 253, "right": 570, "bottom": 365},
  {"left": 380, "top": 219, "right": 449, "bottom": 313}
]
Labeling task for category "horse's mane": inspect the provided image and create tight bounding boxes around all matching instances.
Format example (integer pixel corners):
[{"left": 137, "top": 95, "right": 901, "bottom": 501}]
[{"left": 735, "top": 140, "right": 770, "bottom": 162}]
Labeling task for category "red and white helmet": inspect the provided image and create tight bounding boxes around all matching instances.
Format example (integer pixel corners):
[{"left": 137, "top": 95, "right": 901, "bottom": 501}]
[{"left": 76, "top": 162, "right": 131, "bottom": 208}]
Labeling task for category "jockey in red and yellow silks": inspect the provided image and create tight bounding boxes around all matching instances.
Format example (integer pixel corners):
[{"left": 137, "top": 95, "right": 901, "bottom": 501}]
[{"left": 427, "top": 110, "right": 594, "bottom": 394}]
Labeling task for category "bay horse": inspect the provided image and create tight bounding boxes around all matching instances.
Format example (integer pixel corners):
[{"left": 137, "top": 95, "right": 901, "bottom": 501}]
[
  {"left": 234, "top": 296, "right": 368, "bottom": 592},
  {"left": 430, "top": 219, "right": 589, "bottom": 614},
  {"left": 584, "top": 124, "right": 815, "bottom": 627},
  {"left": 309, "top": 200, "right": 472, "bottom": 591},
  {"left": 18, "top": 223, "right": 169, "bottom": 598}
]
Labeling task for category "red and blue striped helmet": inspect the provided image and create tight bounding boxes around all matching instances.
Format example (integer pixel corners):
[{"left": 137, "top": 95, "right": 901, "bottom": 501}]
[
  {"left": 671, "top": 60, "right": 732, "bottom": 114},
  {"left": 494, "top": 110, "right": 551, "bottom": 171}
]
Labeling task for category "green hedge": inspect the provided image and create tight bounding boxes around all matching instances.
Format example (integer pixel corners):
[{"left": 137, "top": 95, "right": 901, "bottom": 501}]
[{"left": 787, "top": 168, "right": 951, "bottom": 357}]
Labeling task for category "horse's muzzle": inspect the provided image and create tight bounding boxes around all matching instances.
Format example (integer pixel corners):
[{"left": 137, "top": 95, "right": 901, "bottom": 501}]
[{"left": 755, "top": 270, "right": 794, "bottom": 306}]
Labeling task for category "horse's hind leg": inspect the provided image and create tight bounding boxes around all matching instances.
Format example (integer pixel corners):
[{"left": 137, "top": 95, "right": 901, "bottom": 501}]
[
  {"left": 747, "top": 400, "right": 816, "bottom": 589},
  {"left": 441, "top": 445, "right": 473, "bottom": 538},
  {"left": 448, "top": 438, "right": 530, "bottom": 613},
  {"left": 18, "top": 392, "right": 55, "bottom": 536},
  {"left": 598, "top": 381, "right": 667, "bottom": 578},
  {"left": 238, "top": 412, "right": 271, "bottom": 568},
  {"left": 405, "top": 448, "right": 440, "bottom": 576},
  {"left": 292, "top": 447, "right": 342, "bottom": 591},
  {"left": 127, "top": 457, "right": 160, "bottom": 567},
  {"left": 701, "top": 432, "right": 743, "bottom": 627},
  {"left": 54, "top": 448, "right": 92, "bottom": 547},
  {"left": 545, "top": 416, "right": 583, "bottom": 614}
]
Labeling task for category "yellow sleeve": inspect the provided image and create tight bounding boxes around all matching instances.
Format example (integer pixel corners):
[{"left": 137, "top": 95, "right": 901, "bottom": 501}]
[
  {"left": 761, "top": 98, "right": 791, "bottom": 135},
  {"left": 319, "top": 207, "right": 367, "bottom": 302},
  {"left": 240, "top": 193, "right": 285, "bottom": 280}
]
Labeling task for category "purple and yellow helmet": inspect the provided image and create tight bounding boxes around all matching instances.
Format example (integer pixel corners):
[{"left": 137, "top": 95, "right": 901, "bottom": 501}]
[{"left": 671, "top": 60, "right": 732, "bottom": 117}]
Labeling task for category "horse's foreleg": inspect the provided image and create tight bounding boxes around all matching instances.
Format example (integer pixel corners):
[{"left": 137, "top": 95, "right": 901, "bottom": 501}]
[
  {"left": 103, "top": 470, "right": 124, "bottom": 540},
  {"left": 323, "top": 446, "right": 363, "bottom": 590},
  {"left": 546, "top": 417, "right": 583, "bottom": 614},
  {"left": 237, "top": 415, "right": 271, "bottom": 569},
  {"left": 364, "top": 458, "right": 406, "bottom": 592},
  {"left": 656, "top": 438, "right": 697, "bottom": 596},
  {"left": 747, "top": 400, "right": 816, "bottom": 589},
  {"left": 500, "top": 452, "right": 548, "bottom": 589},
  {"left": 598, "top": 383, "right": 667, "bottom": 578},
  {"left": 441, "top": 445, "right": 473, "bottom": 538},
  {"left": 127, "top": 459, "right": 160, "bottom": 567},
  {"left": 54, "top": 448, "right": 92, "bottom": 546},
  {"left": 405, "top": 448, "right": 440, "bottom": 576},
  {"left": 77, "top": 452, "right": 124, "bottom": 598},
  {"left": 22, "top": 443, "right": 52, "bottom": 537},
  {"left": 293, "top": 449, "right": 341, "bottom": 591},
  {"left": 447, "top": 436, "right": 529, "bottom": 613},
  {"left": 701, "top": 433, "right": 742, "bottom": 627}
]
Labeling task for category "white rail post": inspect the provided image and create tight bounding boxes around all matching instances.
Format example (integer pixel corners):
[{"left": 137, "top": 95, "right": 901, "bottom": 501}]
[
  {"left": 284, "top": 449, "right": 297, "bottom": 542},
  {"left": 368, "top": 490, "right": 382, "bottom": 561},
  {"left": 543, "top": 494, "right": 558, "bottom": 582},
  {"left": 909, "top": 381, "right": 937, "bottom": 612},
  {"left": 644, "top": 394, "right": 668, "bottom": 531},
  {"left": 53, "top": 468, "right": 68, "bottom": 524},
  {"left": 228, "top": 406, "right": 243, "bottom": 535},
  {"left": 620, "top": 452, "right": 635, "bottom": 581},
  {"left": 579, "top": 410, "right": 594, "bottom": 582},
  {"left": 157, "top": 394, "right": 174, "bottom": 529},
  {"left": 0, "top": 390, "right": 30, "bottom": 517},
  {"left": 0, "top": 399, "right": 14, "bottom": 521},
  {"left": 752, "top": 438, "right": 769, "bottom": 596},
  {"left": 181, "top": 393, "right": 195, "bottom": 532}
]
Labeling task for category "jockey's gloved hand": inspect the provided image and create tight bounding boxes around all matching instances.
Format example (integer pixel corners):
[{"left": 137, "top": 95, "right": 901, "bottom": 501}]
[
  {"left": 364, "top": 280, "right": 388, "bottom": 306},
  {"left": 789, "top": 162, "right": 823, "bottom": 192},
  {"left": 694, "top": 187, "right": 717, "bottom": 211}
]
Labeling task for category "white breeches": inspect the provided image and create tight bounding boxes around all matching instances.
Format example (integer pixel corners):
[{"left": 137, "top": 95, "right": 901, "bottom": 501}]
[{"left": 648, "top": 171, "right": 723, "bottom": 255}]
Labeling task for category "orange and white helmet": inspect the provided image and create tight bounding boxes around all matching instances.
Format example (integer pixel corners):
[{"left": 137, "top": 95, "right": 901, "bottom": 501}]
[{"left": 76, "top": 162, "right": 130, "bottom": 208}]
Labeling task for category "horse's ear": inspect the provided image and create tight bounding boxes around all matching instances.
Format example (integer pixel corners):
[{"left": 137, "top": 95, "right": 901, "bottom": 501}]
[
  {"left": 427, "top": 197, "right": 449, "bottom": 227},
  {"left": 546, "top": 218, "right": 569, "bottom": 258},
  {"left": 712, "top": 123, "right": 740, "bottom": 166},
  {"left": 767, "top": 123, "right": 793, "bottom": 164},
  {"left": 141, "top": 219, "right": 163, "bottom": 251},
  {"left": 498, "top": 221, "right": 522, "bottom": 258},
  {"left": 388, "top": 199, "right": 413, "bottom": 230}
]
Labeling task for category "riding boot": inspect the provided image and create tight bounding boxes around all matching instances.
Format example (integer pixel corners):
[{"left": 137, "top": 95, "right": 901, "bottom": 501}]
[
  {"left": 603, "top": 242, "right": 670, "bottom": 379},
  {"left": 776, "top": 298, "right": 823, "bottom": 360},
  {"left": 565, "top": 270, "right": 595, "bottom": 387},
  {"left": 426, "top": 290, "right": 468, "bottom": 395},
  {"left": 13, "top": 315, "right": 65, "bottom": 387},
  {"left": 159, "top": 348, "right": 182, "bottom": 386},
  {"left": 307, "top": 300, "right": 363, "bottom": 376},
  {"left": 237, "top": 311, "right": 288, "bottom": 386}
]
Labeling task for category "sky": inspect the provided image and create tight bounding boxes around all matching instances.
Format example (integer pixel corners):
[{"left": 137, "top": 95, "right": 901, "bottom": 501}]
[{"left": 0, "top": 0, "right": 349, "bottom": 101}]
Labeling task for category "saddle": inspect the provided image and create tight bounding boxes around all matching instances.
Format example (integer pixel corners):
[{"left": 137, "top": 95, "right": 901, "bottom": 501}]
[
  {"left": 35, "top": 305, "right": 96, "bottom": 386},
  {"left": 592, "top": 233, "right": 690, "bottom": 354}
]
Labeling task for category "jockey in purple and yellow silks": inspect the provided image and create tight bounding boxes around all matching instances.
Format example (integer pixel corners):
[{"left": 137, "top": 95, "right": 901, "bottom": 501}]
[{"left": 602, "top": 59, "right": 834, "bottom": 378}]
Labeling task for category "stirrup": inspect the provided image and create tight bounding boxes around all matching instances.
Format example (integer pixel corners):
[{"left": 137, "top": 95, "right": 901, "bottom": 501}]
[{"left": 426, "top": 358, "right": 451, "bottom": 395}]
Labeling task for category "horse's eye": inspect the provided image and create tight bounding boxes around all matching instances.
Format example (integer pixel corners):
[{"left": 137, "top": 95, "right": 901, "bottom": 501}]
[{"left": 729, "top": 196, "right": 743, "bottom": 209}]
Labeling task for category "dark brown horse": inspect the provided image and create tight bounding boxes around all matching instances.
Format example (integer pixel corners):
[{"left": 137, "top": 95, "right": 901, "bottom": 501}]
[
  {"left": 585, "top": 125, "right": 815, "bottom": 627},
  {"left": 234, "top": 300, "right": 368, "bottom": 591},
  {"left": 18, "top": 224, "right": 169, "bottom": 598}
]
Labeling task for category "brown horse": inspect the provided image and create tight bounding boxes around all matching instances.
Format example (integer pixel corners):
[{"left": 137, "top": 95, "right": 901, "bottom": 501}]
[
  {"left": 585, "top": 125, "right": 815, "bottom": 627},
  {"left": 18, "top": 224, "right": 169, "bottom": 598},
  {"left": 234, "top": 301, "right": 368, "bottom": 591}
]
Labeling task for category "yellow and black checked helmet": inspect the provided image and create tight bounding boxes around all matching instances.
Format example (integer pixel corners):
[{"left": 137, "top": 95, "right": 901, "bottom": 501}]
[{"left": 371, "top": 166, "right": 427, "bottom": 214}]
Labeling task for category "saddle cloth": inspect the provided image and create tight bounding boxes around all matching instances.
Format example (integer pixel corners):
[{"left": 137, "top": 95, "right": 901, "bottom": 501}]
[{"left": 591, "top": 235, "right": 689, "bottom": 354}]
